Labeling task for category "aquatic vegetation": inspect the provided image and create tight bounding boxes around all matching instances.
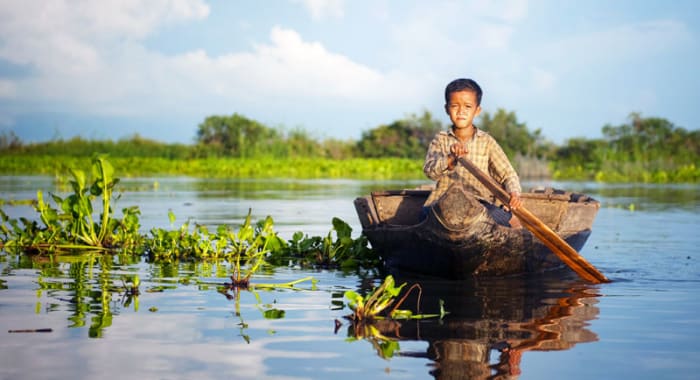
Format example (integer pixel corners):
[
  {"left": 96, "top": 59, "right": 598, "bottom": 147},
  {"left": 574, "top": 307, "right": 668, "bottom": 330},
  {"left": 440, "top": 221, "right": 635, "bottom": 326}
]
[
  {"left": 1, "top": 156, "right": 143, "bottom": 254},
  {"left": 143, "top": 209, "right": 287, "bottom": 283},
  {"left": 342, "top": 275, "right": 448, "bottom": 359},
  {"left": 349, "top": 322, "right": 402, "bottom": 360},
  {"left": 120, "top": 274, "right": 141, "bottom": 310},
  {"left": 345, "top": 275, "right": 443, "bottom": 322},
  {"left": 0, "top": 157, "right": 385, "bottom": 341},
  {"left": 266, "top": 217, "right": 376, "bottom": 271},
  {"left": 214, "top": 274, "right": 317, "bottom": 342},
  {"left": 0, "top": 157, "right": 378, "bottom": 274},
  {"left": 217, "top": 275, "right": 316, "bottom": 318}
]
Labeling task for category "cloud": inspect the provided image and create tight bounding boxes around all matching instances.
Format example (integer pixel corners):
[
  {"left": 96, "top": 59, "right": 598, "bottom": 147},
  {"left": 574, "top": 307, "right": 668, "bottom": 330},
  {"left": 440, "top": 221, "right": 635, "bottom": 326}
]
[
  {"left": 0, "top": 0, "right": 416, "bottom": 122},
  {"left": 292, "top": 0, "right": 346, "bottom": 21},
  {"left": 2, "top": 1, "right": 531, "bottom": 138},
  {"left": 0, "top": 0, "right": 209, "bottom": 63},
  {"left": 222, "top": 26, "right": 387, "bottom": 99},
  {"left": 386, "top": 1, "right": 529, "bottom": 74},
  {"left": 161, "top": 25, "right": 429, "bottom": 123},
  {"left": 0, "top": 0, "right": 210, "bottom": 111},
  {"left": 159, "top": 26, "right": 398, "bottom": 102}
]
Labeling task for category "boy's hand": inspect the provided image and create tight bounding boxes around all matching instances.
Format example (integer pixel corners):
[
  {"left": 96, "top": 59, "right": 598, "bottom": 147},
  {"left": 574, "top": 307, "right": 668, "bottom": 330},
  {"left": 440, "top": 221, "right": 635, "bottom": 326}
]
[
  {"left": 508, "top": 191, "right": 522, "bottom": 210},
  {"left": 447, "top": 143, "right": 468, "bottom": 170},
  {"left": 450, "top": 143, "right": 468, "bottom": 157}
]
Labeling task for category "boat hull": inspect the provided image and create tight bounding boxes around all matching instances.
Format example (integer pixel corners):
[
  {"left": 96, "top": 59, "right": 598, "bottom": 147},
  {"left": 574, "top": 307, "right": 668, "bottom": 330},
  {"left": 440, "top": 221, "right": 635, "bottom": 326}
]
[{"left": 354, "top": 184, "right": 600, "bottom": 279}]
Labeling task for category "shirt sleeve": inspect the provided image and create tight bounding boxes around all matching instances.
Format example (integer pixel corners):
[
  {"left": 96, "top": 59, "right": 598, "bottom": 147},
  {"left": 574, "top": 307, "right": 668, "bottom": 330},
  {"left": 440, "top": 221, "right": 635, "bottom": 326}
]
[
  {"left": 423, "top": 135, "right": 451, "bottom": 181},
  {"left": 487, "top": 137, "right": 522, "bottom": 194}
]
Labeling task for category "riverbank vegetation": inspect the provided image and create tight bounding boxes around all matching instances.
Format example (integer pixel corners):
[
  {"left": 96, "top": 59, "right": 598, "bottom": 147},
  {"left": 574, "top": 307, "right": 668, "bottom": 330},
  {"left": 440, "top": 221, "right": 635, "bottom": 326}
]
[{"left": 1, "top": 110, "right": 698, "bottom": 182}]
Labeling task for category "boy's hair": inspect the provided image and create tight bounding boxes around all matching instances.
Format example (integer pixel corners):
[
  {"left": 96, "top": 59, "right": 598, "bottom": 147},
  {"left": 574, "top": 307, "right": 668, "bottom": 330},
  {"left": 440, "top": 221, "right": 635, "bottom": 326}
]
[{"left": 445, "top": 78, "right": 483, "bottom": 106}]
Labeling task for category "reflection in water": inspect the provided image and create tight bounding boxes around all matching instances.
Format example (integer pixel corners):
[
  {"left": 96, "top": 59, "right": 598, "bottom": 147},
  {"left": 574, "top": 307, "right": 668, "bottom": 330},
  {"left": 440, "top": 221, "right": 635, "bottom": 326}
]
[
  {"left": 6, "top": 253, "right": 145, "bottom": 337},
  {"left": 1, "top": 253, "right": 226, "bottom": 338},
  {"left": 349, "top": 273, "right": 600, "bottom": 379},
  {"left": 569, "top": 182, "right": 700, "bottom": 212}
]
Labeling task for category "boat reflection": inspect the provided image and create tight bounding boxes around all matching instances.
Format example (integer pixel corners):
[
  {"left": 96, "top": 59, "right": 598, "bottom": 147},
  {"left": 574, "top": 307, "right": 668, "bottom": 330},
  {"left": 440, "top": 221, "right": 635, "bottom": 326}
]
[{"left": 347, "top": 272, "right": 600, "bottom": 379}]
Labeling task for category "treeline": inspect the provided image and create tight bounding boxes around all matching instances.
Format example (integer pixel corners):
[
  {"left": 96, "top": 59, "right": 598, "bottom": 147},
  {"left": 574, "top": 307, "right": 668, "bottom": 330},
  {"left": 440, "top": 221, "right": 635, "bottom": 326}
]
[
  {"left": 552, "top": 113, "right": 700, "bottom": 182},
  {"left": 1, "top": 110, "right": 698, "bottom": 182},
  {"left": 0, "top": 110, "right": 544, "bottom": 161}
]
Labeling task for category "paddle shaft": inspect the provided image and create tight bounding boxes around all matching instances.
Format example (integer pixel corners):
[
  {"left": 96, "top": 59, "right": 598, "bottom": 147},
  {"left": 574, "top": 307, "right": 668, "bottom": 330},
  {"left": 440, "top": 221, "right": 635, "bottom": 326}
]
[{"left": 457, "top": 156, "right": 610, "bottom": 283}]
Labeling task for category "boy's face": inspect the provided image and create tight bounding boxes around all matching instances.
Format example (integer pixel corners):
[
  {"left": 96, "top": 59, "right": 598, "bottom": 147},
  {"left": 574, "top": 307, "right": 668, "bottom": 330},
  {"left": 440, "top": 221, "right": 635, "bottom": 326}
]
[{"left": 445, "top": 90, "right": 482, "bottom": 130}]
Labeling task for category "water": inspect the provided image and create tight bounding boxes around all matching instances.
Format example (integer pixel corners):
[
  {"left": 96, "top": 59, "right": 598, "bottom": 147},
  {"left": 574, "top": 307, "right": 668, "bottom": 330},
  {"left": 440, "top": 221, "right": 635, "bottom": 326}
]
[{"left": 1, "top": 177, "right": 699, "bottom": 379}]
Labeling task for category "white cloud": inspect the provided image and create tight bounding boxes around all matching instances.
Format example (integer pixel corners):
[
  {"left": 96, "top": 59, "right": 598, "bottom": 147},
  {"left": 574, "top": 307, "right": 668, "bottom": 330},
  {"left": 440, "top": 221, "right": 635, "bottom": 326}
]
[
  {"left": 0, "top": 0, "right": 210, "bottom": 110},
  {"left": 167, "top": 26, "right": 420, "bottom": 108},
  {"left": 0, "top": 0, "right": 415, "bottom": 119},
  {"left": 500, "top": 0, "right": 528, "bottom": 22},
  {"left": 387, "top": 1, "right": 529, "bottom": 73},
  {"left": 245, "top": 26, "right": 384, "bottom": 98},
  {"left": 292, "top": 0, "right": 345, "bottom": 21},
  {"left": 0, "top": 0, "right": 209, "bottom": 63},
  {"left": 0, "top": 1, "right": 540, "bottom": 126},
  {"left": 0, "top": 1, "right": 405, "bottom": 117}
]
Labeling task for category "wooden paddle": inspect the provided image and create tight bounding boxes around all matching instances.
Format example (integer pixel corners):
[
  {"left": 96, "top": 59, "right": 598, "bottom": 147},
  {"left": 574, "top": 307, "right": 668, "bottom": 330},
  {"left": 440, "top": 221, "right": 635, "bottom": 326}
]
[{"left": 457, "top": 156, "right": 610, "bottom": 283}]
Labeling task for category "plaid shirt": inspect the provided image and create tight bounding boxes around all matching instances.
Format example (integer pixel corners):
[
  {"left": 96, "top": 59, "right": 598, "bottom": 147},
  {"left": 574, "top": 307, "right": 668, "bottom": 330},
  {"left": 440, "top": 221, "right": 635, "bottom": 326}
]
[{"left": 423, "top": 127, "right": 521, "bottom": 206}]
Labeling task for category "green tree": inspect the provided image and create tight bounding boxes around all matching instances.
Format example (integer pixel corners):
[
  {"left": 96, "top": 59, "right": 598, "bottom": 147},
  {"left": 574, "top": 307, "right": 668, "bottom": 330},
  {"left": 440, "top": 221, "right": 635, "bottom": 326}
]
[
  {"left": 0, "top": 131, "right": 22, "bottom": 151},
  {"left": 356, "top": 110, "right": 444, "bottom": 159},
  {"left": 321, "top": 138, "right": 356, "bottom": 159},
  {"left": 552, "top": 113, "right": 700, "bottom": 182},
  {"left": 276, "top": 128, "right": 324, "bottom": 158},
  {"left": 554, "top": 137, "right": 606, "bottom": 170},
  {"left": 196, "top": 113, "right": 280, "bottom": 158},
  {"left": 478, "top": 109, "right": 542, "bottom": 158},
  {"left": 601, "top": 112, "right": 697, "bottom": 165}
]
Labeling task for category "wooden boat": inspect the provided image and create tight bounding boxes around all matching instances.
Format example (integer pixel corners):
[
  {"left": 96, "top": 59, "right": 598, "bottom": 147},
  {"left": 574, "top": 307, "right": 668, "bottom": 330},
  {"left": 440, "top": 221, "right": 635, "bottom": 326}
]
[{"left": 353, "top": 183, "right": 600, "bottom": 278}]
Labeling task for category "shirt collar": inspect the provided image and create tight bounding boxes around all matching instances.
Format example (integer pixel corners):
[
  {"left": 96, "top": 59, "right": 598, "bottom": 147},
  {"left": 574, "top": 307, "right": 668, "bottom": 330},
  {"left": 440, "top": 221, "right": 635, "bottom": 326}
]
[{"left": 448, "top": 125, "right": 484, "bottom": 140}]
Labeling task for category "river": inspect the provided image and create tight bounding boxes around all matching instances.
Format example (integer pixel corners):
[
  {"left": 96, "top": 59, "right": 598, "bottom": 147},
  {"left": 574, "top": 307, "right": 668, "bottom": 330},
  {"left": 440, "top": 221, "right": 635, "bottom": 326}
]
[{"left": 1, "top": 176, "right": 698, "bottom": 379}]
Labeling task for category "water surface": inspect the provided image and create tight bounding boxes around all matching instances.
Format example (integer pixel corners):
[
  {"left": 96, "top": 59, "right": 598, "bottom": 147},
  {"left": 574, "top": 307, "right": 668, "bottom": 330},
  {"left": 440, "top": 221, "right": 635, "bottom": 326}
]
[{"left": 1, "top": 177, "right": 698, "bottom": 379}]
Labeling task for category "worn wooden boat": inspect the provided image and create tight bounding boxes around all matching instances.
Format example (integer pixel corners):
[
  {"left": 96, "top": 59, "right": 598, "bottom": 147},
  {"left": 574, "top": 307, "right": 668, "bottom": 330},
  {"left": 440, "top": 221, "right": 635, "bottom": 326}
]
[{"left": 354, "top": 183, "right": 600, "bottom": 278}]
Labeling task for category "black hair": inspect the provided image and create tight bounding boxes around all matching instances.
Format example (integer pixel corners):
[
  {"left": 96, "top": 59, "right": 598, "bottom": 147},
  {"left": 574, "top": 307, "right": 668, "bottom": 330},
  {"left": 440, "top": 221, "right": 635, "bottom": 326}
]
[{"left": 444, "top": 78, "right": 483, "bottom": 106}]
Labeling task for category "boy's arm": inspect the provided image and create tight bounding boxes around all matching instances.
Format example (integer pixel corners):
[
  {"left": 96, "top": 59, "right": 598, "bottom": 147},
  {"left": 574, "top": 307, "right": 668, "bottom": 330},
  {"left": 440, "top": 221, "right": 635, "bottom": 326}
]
[
  {"left": 423, "top": 137, "right": 452, "bottom": 181},
  {"left": 488, "top": 139, "right": 522, "bottom": 195}
]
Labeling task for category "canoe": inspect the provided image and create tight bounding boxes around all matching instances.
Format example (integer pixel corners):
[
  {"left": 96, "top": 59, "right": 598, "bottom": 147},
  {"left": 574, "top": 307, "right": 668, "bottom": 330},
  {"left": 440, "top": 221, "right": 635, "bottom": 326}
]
[{"left": 353, "top": 183, "right": 600, "bottom": 279}]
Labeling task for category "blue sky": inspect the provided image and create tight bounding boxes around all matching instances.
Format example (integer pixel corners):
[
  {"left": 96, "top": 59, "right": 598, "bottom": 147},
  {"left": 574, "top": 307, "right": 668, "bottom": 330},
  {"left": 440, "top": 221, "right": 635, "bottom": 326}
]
[{"left": 1, "top": 0, "right": 698, "bottom": 145}]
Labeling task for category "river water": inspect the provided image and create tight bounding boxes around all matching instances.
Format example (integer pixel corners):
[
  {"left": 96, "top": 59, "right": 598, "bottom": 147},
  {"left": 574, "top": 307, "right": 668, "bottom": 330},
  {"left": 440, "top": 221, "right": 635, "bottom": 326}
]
[{"left": 1, "top": 177, "right": 698, "bottom": 380}]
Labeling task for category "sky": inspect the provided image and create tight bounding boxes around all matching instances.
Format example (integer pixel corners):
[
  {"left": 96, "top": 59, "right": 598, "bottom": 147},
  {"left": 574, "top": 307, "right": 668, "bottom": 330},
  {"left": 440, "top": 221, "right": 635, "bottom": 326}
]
[{"left": 1, "top": 0, "right": 699, "bottom": 145}]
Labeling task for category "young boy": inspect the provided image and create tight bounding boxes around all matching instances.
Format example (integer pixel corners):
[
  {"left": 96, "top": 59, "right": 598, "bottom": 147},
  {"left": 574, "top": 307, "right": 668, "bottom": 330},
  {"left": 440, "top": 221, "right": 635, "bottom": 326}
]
[{"left": 422, "top": 78, "right": 522, "bottom": 226}]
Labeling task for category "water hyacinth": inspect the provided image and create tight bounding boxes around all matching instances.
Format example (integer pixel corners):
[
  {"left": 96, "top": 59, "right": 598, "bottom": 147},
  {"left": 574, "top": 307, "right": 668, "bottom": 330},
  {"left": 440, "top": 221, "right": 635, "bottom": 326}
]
[{"left": 0, "top": 157, "right": 378, "bottom": 274}]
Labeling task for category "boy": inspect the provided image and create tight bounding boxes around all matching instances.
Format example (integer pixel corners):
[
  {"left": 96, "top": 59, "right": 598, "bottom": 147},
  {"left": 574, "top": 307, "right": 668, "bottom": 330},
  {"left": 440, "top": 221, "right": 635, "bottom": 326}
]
[{"left": 422, "top": 78, "right": 522, "bottom": 226}]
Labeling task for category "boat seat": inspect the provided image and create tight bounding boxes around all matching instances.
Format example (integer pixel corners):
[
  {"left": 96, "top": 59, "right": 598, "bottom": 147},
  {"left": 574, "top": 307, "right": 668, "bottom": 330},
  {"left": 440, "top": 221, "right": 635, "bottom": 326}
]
[{"left": 369, "top": 190, "right": 430, "bottom": 225}]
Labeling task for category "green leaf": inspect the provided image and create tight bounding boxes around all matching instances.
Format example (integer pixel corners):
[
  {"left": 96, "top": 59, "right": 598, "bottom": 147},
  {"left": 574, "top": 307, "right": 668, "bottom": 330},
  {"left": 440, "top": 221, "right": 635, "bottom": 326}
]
[
  {"left": 344, "top": 290, "right": 364, "bottom": 310},
  {"left": 439, "top": 299, "right": 449, "bottom": 319},
  {"left": 390, "top": 309, "right": 414, "bottom": 319},
  {"left": 50, "top": 193, "right": 64, "bottom": 205},
  {"left": 292, "top": 231, "right": 304, "bottom": 242},
  {"left": 378, "top": 340, "right": 400, "bottom": 359},
  {"left": 262, "top": 309, "right": 286, "bottom": 319},
  {"left": 332, "top": 217, "right": 352, "bottom": 239},
  {"left": 70, "top": 168, "right": 86, "bottom": 191}
]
